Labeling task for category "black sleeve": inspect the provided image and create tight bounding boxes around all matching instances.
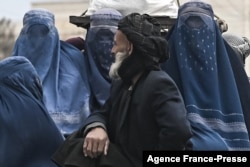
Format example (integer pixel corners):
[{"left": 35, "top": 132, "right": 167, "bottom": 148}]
[{"left": 151, "top": 73, "right": 193, "bottom": 150}]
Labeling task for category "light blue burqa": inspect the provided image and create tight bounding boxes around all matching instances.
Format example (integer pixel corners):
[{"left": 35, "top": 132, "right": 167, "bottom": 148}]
[{"left": 12, "top": 9, "right": 91, "bottom": 136}]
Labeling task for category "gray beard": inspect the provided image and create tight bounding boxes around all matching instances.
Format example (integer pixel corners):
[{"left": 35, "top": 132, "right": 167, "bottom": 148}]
[{"left": 109, "top": 51, "right": 129, "bottom": 80}]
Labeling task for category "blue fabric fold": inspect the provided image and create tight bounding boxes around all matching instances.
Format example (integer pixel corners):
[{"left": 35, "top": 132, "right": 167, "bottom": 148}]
[
  {"left": 161, "top": 1, "right": 250, "bottom": 150},
  {"left": 0, "top": 56, "right": 64, "bottom": 167},
  {"left": 84, "top": 8, "right": 122, "bottom": 111},
  {"left": 12, "top": 9, "right": 91, "bottom": 136}
]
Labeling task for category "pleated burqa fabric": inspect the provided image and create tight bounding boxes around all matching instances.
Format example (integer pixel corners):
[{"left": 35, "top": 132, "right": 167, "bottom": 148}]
[
  {"left": 12, "top": 9, "right": 91, "bottom": 136},
  {"left": 161, "top": 1, "right": 250, "bottom": 150},
  {"left": 0, "top": 56, "right": 64, "bottom": 167},
  {"left": 84, "top": 8, "right": 122, "bottom": 112}
]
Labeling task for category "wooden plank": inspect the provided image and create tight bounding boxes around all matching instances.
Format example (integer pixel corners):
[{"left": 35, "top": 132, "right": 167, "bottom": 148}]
[{"left": 69, "top": 15, "right": 177, "bottom": 32}]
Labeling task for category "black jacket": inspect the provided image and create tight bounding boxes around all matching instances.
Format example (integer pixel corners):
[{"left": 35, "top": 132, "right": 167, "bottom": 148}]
[{"left": 83, "top": 69, "right": 193, "bottom": 166}]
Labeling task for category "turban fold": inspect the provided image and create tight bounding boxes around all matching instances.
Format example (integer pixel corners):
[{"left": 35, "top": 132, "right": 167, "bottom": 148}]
[{"left": 118, "top": 13, "right": 169, "bottom": 62}]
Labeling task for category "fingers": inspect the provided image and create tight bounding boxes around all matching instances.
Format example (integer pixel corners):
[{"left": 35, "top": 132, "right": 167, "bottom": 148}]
[
  {"left": 82, "top": 127, "right": 109, "bottom": 158},
  {"left": 83, "top": 137, "right": 109, "bottom": 158},
  {"left": 92, "top": 139, "right": 99, "bottom": 158},
  {"left": 83, "top": 138, "right": 94, "bottom": 158},
  {"left": 97, "top": 139, "right": 109, "bottom": 156},
  {"left": 103, "top": 140, "right": 109, "bottom": 155},
  {"left": 83, "top": 139, "right": 88, "bottom": 157}
]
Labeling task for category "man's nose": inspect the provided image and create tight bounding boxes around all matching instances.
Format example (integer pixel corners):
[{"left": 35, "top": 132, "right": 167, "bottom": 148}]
[
  {"left": 111, "top": 46, "right": 115, "bottom": 55},
  {"left": 110, "top": 52, "right": 115, "bottom": 58}
]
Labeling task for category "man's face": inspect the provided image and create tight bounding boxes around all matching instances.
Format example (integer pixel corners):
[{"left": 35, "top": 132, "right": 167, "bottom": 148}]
[{"left": 109, "top": 30, "right": 131, "bottom": 79}]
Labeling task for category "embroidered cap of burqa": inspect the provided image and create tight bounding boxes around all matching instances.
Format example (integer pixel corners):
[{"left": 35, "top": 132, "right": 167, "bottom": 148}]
[
  {"left": 12, "top": 9, "right": 91, "bottom": 136},
  {"left": 84, "top": 8, "right": 122, "bottom": 111},
  {"left": 161, "top": 1, "right": 250, "bottom": 150},
  {"left": 0, "top": 56, "right": 64, "bottom": 167}
]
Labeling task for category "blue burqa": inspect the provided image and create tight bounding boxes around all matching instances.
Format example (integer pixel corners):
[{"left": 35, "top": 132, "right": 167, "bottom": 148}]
[
  {"left": 0, "top": 56, "right": 64, "bottom": 167},
  {"left": 84, "top": 8, "right": 122, "bottom": 111},
  {"left": 12, "top": 9, "right": 91, "bottom": 136},
  {"left": 161, "top": 1, "right": 250, "bottom": 150}
]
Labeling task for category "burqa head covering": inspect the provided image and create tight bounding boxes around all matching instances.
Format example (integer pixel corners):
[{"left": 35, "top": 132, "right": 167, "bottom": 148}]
[
  {"left": 161, "top": 1, "right": 250, "bottom": 150},
  {"left": 84, "top": 8, "right": 122, "bottom": 111},
  {"left": 0, "top": 56, "right": 63, "bottom": 167},
  {"left": 118, "top": 13, "right": 169, "bottom": 63},
  {"left": 12, "top": 8, "right": 91, "bottom": 136}
]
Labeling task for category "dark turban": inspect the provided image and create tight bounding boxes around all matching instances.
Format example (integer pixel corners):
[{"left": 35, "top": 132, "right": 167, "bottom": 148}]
[{"left": 118, "top": 13, "right": 169, "bottom": 63}]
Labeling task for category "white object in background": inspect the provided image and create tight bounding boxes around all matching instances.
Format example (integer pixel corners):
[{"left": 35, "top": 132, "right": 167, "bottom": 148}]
[{"left": 85, "top": 0, "right": 178, "bottom": 18}]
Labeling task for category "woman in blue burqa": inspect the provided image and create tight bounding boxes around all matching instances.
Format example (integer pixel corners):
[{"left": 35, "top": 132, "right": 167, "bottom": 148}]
[
  {"left": 0, "top": 56, "right": 64, "bottom": 167},
  {"left": 84, "top": 8, "right": 122, "bottom": 112},
  {"left": 161, "top": 1, "right": 250, "bottom": 150},
  {"left": 12, "top": 9, "right": 91, "bottom": 137}
]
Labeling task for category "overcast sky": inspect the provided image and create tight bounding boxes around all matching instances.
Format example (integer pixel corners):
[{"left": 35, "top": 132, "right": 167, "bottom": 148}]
[{"left": 0, "top": 1, "right": 33, "bottom": 21}]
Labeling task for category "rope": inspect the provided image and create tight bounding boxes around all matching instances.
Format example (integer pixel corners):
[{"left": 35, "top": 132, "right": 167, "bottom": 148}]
[{"left": 176, "top": 0, "right": 180, "bottom": 7}]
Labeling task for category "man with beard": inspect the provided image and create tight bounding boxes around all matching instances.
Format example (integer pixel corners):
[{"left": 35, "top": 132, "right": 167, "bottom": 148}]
[
  {"left": 52, "top": 13, "right": 192, "bottom": 167},
  {"left": 83, "top": 12, "right": 192, "bottom": 165}
]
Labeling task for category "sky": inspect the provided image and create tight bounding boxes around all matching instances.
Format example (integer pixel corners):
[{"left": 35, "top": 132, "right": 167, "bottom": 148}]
[
  {"left": 0, "top": 0, "right": 71, "bottom": 21},
  {"left": 0, "top": 0, "right": 53, "bottom": 21},
  {"left": 0, "top": 1, "right": 33, "bottom": 21}
]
